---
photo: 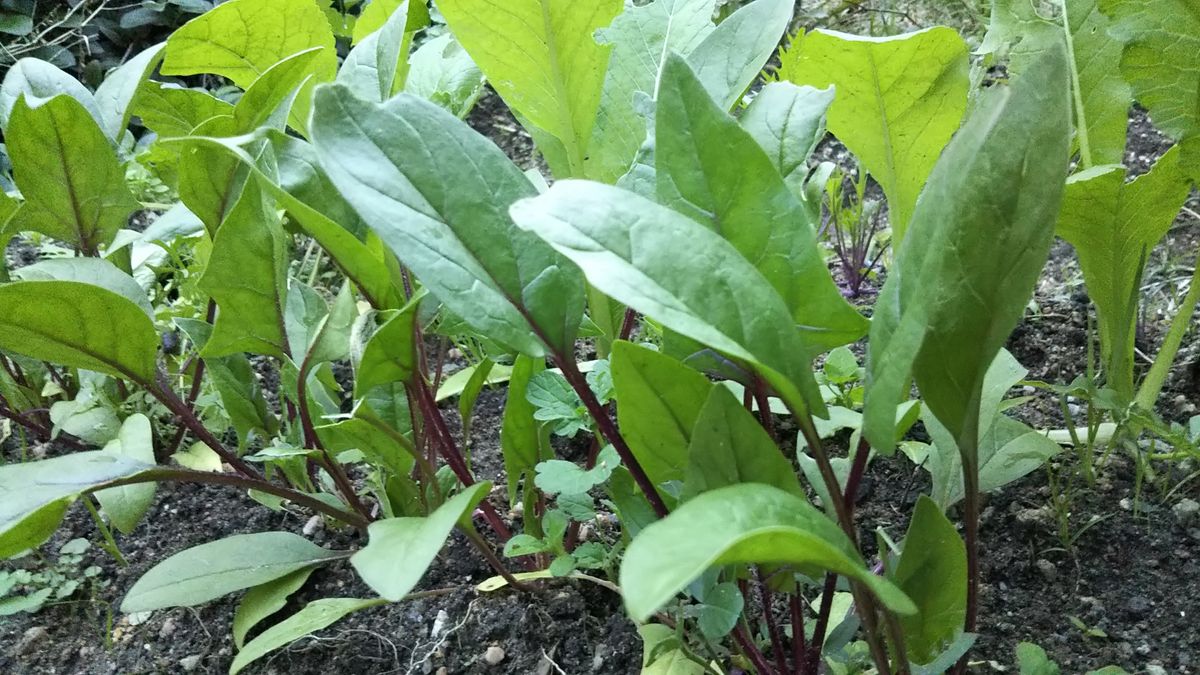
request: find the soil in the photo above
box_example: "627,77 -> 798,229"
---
4,90 -> 1200,675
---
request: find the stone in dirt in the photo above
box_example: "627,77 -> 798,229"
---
484,645 -> 506,666
1173,498 -> 1199,527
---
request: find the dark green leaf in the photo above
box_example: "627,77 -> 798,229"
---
230,597 -> 386,674
232,567 -> 314,649
893,495 -> 966,664
501,354 -> 549,504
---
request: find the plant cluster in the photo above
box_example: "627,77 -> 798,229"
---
0,0 -> 1197,673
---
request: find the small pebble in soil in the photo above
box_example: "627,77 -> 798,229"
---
1126,595 -> 1152,619
1173,498 -> 1200,527
159,617 -> 178,639
1036,559 -> 1057,582
1145,665 -> 1168,675
484,645 -> 506,666
179,655 -> 203,672
18,626 -> 49,655
431,609 -> 450,637
303,514 -> 323,536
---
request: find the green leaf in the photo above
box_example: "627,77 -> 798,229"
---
404,34 -> 487,117
176,318 -> 278,442
697,581 -> 744,640
1056,147 -> 1191,400
981,0 -> 1130,166
535,446 -> 621,495
352,0 -> 429,44
93,415 -> 157,534
925,413 -> 1062,509
13,258 -> 152,318
311,86 -> 585,357
740,81 -> 835,197
232,567 -> 314,649
862,47 -> 1071,454
354,307 -> 418,396
0,58 -> 102,131
501,355 -> 548,504
340,0 -> 428,101
122,532 -> 346,613
230,597 -> 386,675
93,43 -> 166,142
585,0 -> 717,182
350,482 -> 491,600
611,341 -> 713,487
655,55 -> 867,351
778,28 -> 970,242
682,387 -> 804,499
198,185 -> 290,359
684,0 -> 793,110
132,81 -> 234,138
1016,642 -> 1061,675
298,282 -> 357,370
640,624 -> 707,675
620,483 -> 915,622
437,0 -> 622,176
232,47 -> 326,134
0,281 -> 159,384
317,417 -> 415,478
893,495 -> 966,665
6,95 -> 139,253
1099,0 -> 1200,174
0,451 -> 153,559
510,180 -> 824,416
526,370 -> 589,437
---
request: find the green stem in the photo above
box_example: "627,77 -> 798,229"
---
1136,252 -> 1200,410
81,497 -> 127,567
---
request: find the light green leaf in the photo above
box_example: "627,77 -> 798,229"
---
310,86 -> 585,358
655,55 -> 866,351
6,95 -> 139,253
612,341 -> 713,486
131,81 -> 234,138
351,482 -> 491,600
199,185 -> 290,359
232,47 -> 325,134
352,0 -> 429,44
340,0 -> 428,101
404,34 -> 486,118
230,597 -> 386,675
862,47 -> 1071,454
510,179 -> 824,416
893,495 -> 966,665
93,43 -> 166,142
93,414 -> 157,534
299,282 -> 357,370
682,386 -> 804,499
0,281 -> 159,384
122,532 -> 346,613
640,624 -> 707,674
585,0 -> 717,182
232,567 -> 314,649
778,28 -> 970,242
526,370 -> 588,437
620,483 -> 915,622
697,581 -> 744,641
317,416 -> 415,478
685,0 -> 793,110
1056,147 -> 1191,400
50,387 -> 121,445
0,451 -> 154,559
354,307 -> 417,395
981,0 -> 1130,166
740,81 -> 835,196
501,355 -> 548,504
0,58 -> 102,131
1016,642 -> 1061,675
437,0 -> 622,176
14,257 -> 152,318
535,446 -> 621,495
172,441 -> 224,473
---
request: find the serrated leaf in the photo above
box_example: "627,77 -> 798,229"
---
526,370 -> 588,437
778,28 -> 970,242
94,414 -> 157,534
122,532 -> 346,613
0,281 -> 159,384
6,95 -> 138,253
350,483 -> 490,601
311,86 -> 585,358
437,0 -> 622,176
535,446 -> 621,495
620,483 -> 915,622
232,567 -> 314,649
230,597 -> 386,674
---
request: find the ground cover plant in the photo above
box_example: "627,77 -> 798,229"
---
0,0 -> 1198,673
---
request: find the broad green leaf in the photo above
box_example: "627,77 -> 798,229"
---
174,114 -> 248,234
501,354 -> 549,504
437,0 -> 622,176
981,0 -> 1130,166
176,318 -> 278,443
640,624 -> 707,675
6,95 -> 139,253
296,282 -> 357,370
697,581 -> 744,641
893,495 -> 966,665
172,441 -> 224,473
93,43 -> 166,142
352,0 -> 429,44
232,567 -> 314,649
685,0 -> 793,110
740,81 -> 835,196
351,482 -> 491,600
655,55 -> 867,351
50,385 -> 121,445
354,307 -> 417,394
198,185 -> 290,359
93,414 -> 157,534
0,281 -> 159,384
0,58 -> 102,131
231,597 -> 387,674
405,35 -> 487,118
122,532 -> 346,612
339,0 -> 427,101
1100,0 -> 1200,173
612,341 -> 713,486
311,86 -> 585,357
682,386 -> 804,499
1057,147 -> 1191,400
535,446 -> 620,495
318,416 -> 416,478
510,180 -> 824,416
14,257 -> 152,318
232,47 -> 325,134
778,28 -> 970,242
132,81 -> 234,138
0,451 -> 153,558
862,47 -> 1071,453
584,0 -> 717,182
925,413 -> 1062,509
1016,642 -> 1061,675
162,0 -> 336,131
620,483 -> 915,621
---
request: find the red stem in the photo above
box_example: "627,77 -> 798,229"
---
791,593 -> 808,675
753,570 -> 789,674
734,623 -> 776,675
